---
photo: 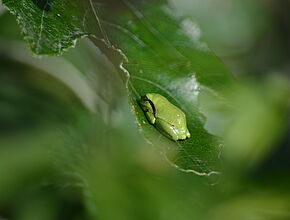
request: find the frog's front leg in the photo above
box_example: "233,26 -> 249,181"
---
145,111 -> 156,124
155,118 -> 179,141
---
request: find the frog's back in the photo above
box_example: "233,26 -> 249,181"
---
146,93 -> 186,125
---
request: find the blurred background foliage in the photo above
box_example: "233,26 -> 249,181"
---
0,0 -> 290,220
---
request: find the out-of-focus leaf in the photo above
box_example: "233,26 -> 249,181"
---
0,3 -> 5,16
170,0 -> 270,55
0,9 -> 22,40
223,76 -> 290,169
208,192 -> 290,220
0,130 -> 56,204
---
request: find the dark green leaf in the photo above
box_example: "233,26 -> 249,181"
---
2,0 -> 105,54
89,0 -> 233,174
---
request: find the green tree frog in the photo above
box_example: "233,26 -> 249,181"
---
138,93 -> 191,141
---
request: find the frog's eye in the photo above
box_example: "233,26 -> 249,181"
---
143,97 -> 156,115
143,106 -> 150,112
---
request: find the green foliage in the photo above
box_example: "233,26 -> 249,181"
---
2,0 -> 236,174
2,0 -> 96,54
0,0 -> 290,220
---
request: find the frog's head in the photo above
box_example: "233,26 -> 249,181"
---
138,95 -> 156,124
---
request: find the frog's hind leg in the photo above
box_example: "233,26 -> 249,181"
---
154,119 -> 179,141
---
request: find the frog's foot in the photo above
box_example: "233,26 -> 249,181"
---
186,129 -> 191,139
177,135 -> 188,141
177,130 -> 191,141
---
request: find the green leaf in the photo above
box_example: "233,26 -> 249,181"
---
2,0 -> 234,174
2,0 -> 105,55
90,0 -> 233,175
